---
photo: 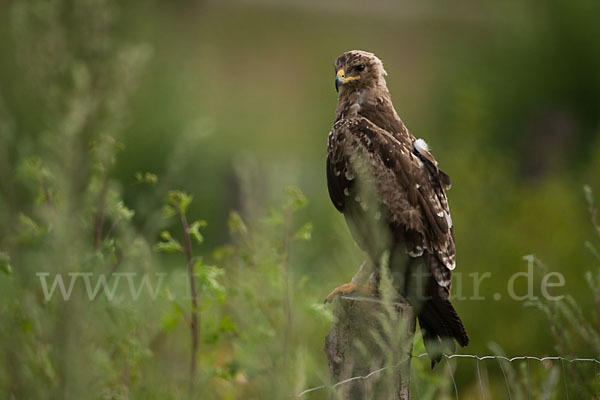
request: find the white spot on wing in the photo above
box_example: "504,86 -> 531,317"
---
414,138 -> 429,154
445,210 -> 453,228
408,248 -> 424,257
438,278 -> 451,287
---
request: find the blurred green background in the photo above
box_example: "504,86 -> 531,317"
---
1,0 -> 599,398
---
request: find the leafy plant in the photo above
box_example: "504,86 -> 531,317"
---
154,190 -> 225,386
519,185 -> 600,398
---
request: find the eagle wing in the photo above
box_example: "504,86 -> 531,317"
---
326,117 -> 456,291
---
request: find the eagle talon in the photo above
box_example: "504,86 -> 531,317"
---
324,282 -> 378,303
324,282 -> 357,303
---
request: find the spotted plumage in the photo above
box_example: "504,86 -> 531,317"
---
327,50 -> 468,365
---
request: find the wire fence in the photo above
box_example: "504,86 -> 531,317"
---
295,353 -> 600,398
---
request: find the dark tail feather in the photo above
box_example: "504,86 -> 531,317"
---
417,297 -> 469,368
396,255 -> 469,367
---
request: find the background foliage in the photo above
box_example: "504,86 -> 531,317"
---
1,0 -> 599,398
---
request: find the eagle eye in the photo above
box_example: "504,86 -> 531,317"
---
356,64 -> 366,72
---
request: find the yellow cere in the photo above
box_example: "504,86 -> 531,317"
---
336,69 -> 360,84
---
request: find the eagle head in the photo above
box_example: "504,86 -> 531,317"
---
334,50 -> 388,93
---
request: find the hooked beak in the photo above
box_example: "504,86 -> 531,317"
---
335,69 -> 360,92
335,70 -> 345,92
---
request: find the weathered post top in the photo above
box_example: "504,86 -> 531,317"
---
325,295 -> 416,399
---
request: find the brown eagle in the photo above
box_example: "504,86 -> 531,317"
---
325,50 -> 468,365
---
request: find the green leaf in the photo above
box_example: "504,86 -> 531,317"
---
213,245 -> 234,261
293,222 -> 313,241
18,213 -> 46,242
110,201 -> 135,221
161,204 -> 176,219
153,241 -> 182,253
219,315 -> 238,334
153,231 -> 183,253
18,156 -> 51,181
0,252 -> 12,276
167,190 -> 192,214
101,238 -> 117,257
204,331 -> 220,345
17,157 -> 53,201
179,192 -> 193,214
135,171 -> 158,185
264,207 -> 283,226
283,186 -> 308,212
188,220 -> 207,244
228,211 -> 248,235
194,260 -> 225,299
161,304 -> 182,332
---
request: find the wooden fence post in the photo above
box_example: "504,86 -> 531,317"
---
324,295 -> 415,399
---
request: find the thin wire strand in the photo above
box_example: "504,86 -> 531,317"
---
560,357 -> 569,400
476,357 -> 485,400
526,357 -> 530,400
446,356 -> 458,400
497,356 -> 512,400
294,354 -> 600,398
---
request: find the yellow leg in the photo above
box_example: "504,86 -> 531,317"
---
324,282 -> 377,303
